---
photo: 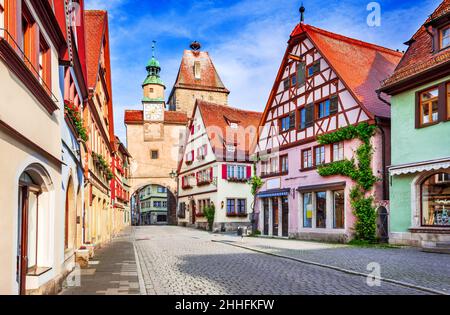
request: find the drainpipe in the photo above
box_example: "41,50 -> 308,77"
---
376,90 -> 390,201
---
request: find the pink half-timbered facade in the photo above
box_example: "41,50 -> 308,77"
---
254,23 -> 402,242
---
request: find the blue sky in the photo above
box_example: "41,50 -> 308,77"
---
85,0 -> 438,143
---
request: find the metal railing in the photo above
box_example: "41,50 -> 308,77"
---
0,28 -> 59,104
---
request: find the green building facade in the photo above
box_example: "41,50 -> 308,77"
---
139,184 -> 168,225
380,2 -> 450,247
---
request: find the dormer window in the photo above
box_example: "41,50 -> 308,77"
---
194,61 -> 201,80
440,25 -> 450,50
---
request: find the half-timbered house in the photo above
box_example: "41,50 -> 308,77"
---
254,21 -> 402,242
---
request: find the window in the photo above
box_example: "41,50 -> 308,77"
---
332,142 -> 344,162
441,25 -> 450,50
419,88 -> 439,126
237,166 -> 245,179
227,199 -> 236,215
333,190 -> 345,229
162,201 -> 167,208
153,201 -> 162,208
39,36 -> 51,93
227,164 -> 235,179
261,160 -> 269,176
185,150 -> 194,164
151,150 -> 159,160
280,116 -> 290,132
316,192 -> 327,228
280,155 -> 289,173
237,199 -> 247,215
317,99 -> 330,119
307,61 -> 320,77
299,103 -> 314,129
421,173 -> 450,227
178,203 -> 186,218
150,88 -> 154,93
314,146 -> 325,166
270,157 -> 279,174
157,186 -> 166,193
291,75 -> 297,87
302,149 -> 313,169
283,78 -> 290,90
194,61 -> 201,79
303,193 -> 313,228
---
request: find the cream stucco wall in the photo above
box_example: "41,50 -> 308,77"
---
170,88 -> 228,118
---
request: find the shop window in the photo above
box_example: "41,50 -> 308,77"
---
419,88 -> 439,126
316,192 -> 327,228
421,172 -> 450,226
440,25 -> 450,50
303,193 -> 312,228
332,142 -> 344,162
314,146 -> 326,166
333,190 -> 345,229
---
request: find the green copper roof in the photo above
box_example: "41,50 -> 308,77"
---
142,97 -> 165,103
147,57 -> 160,69
142,75 -> 165,87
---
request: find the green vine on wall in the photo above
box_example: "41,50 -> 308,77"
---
317,123 -> 379,242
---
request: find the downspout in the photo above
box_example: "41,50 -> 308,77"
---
376,90 -> 390,201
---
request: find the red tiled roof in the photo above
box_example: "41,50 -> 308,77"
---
197,101 -> 262,158
291,24 -> 403,118
381,0 -> 450,89
124,110 -> 188,125
171,50 -> 230,94
85,10 -> 107,89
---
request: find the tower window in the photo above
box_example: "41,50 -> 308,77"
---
194,61 -> 201,80
151,150 -> 159,160
150,88 -> 154,93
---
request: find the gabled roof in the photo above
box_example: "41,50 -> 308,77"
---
170,50 -> 230,96
290,24 -> 403,118
124,110 -> 188,125
85,10 -> 107,89
196,101 -> 262,159
381,0 -> 450,91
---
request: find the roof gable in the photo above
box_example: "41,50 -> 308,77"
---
171,50 -> 230,94
294,24 -> 402,118
85,10 -> 107,89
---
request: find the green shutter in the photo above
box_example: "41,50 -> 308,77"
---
297,62 -> 306,86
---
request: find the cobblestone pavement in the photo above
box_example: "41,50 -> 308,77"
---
60,227 -> 140,295
134,226 -> 431,295
215,234 -> 450,294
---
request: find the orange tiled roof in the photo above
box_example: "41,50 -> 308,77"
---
85,10 -> 107,89
171,50 -> 230,94
197,101 -> 262,158
291,24 -> 403,118
124,110 -> 188,124
381,0 -> 450,89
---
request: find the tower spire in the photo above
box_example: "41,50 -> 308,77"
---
152,40 -> 156,58
300,3 -> 305,24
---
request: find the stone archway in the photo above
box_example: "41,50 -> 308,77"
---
131,182 -> 177,226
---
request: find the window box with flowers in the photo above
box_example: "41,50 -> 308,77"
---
222,164 -> 251,182
64,100 -> 88,142
181,175 -> 194,189
196,168 -> 213,186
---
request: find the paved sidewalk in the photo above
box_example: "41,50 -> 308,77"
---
215,235 -> 450,294
60,227 -> 141,295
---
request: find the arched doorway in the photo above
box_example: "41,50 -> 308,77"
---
131,184 -> 176,226
17,164 -> 53,295
64,176 -> 76,252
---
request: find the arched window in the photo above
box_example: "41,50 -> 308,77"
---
421,172 -> 450,227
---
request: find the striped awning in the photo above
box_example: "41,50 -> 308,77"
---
257,188 -> 290,198
390,158 -> 450,176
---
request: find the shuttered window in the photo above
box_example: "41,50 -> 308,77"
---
297,62 -> 306,86
330,95 -> 339,115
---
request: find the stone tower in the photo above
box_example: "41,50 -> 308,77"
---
125,42 -> 188,225
167,41 -> 230,118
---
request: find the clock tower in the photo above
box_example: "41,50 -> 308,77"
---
142,41 -> 165,122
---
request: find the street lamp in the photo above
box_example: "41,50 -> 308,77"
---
169,169 -> 177,179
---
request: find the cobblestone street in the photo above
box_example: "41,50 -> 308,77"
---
60,226 -> 450,295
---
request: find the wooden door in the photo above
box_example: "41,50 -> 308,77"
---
272,198 -> 279,236
18,186 -> 29,295
191,200 -> 196,224
263,199 -> 269,235
282,197 -> 289,237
